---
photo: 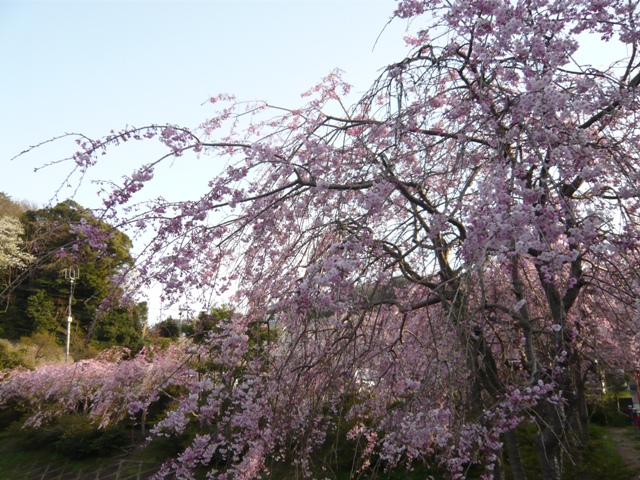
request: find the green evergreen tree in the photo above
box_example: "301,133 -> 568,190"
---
0,200 -> 144,352
26,289 -> 57,334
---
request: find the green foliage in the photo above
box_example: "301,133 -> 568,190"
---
8,420 -> 65,450
0,340 -> 29,370
142,432 -> 193,462
53,414 -> 128,459
0,200 -> 143,352
26,289 -> 58,334
9,413 -> 128,460
503,422 -> 636,480
589,397 -> 632,427
150,305 -> 236,343
0,417 -> 637,479
144,384 -> 184,425
69,332 -> 100,361
562,425 -> 636,480
151,317 -> 185,339
0,397 -> 28,431
91,301 -> 146,352
19,332 -> 64,365
0,334 -> 66,370
605,371 -> 631,397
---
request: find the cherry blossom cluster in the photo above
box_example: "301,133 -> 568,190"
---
11,0 -> 640,478
0,345 -> 191,430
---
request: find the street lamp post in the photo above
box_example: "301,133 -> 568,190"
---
63,267 -> 79,363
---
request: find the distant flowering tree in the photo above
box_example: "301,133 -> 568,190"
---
0,214 -> 35,317
10,0 -> 640,478
0,216 -> 33,270
0,345 -> 191,429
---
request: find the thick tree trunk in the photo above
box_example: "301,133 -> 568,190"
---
492,446 -> 505,480
536,403 -> 564,480
504,428 -> 527,480
564,378 -> 589,445
537,429 -> 562,480
468,327 -> 528,480
451,274 -> 529,479
573,367 -> 590,443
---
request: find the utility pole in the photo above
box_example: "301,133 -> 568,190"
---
63,267 -> 79,363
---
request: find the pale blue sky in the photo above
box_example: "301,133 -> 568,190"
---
1,0 -> 411,206
1,0 -> 413,319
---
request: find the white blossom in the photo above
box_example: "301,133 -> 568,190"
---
0,216 -> 34,269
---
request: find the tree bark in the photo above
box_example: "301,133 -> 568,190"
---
141,408 -> 147,435
492,446 -> 506,480
570,363 -> 590,444
536,403 -> 564,480
504,428 -> 527,480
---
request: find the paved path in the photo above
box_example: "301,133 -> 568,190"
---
607,427 -> 640,480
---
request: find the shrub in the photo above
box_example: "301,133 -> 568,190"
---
0,340 -> 30,370
53,414 -> 128,459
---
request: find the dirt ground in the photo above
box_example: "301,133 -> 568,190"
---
605,427 -> 640,479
